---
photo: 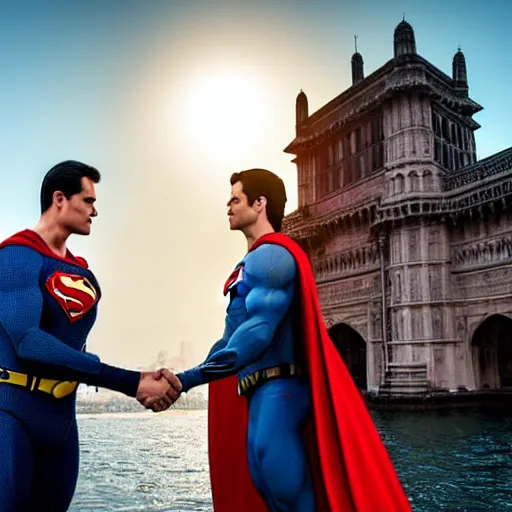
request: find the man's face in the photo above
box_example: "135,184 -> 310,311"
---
227,181 -> 258,231
58,177 -> 98,235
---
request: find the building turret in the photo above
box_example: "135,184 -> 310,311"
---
351,35 -> 364,84
295,90 -> 308,134
394,19 -> 417,57
452,47 -> 468,95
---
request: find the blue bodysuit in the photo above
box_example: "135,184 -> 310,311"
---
0,231 -> 141,511
178,243 -> 315,512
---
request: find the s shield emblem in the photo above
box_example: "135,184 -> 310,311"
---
223,265 -> 244,296
46,272 -> 98,323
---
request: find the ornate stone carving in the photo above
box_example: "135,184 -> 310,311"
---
454,267 -> 512,299
315,244 -> 380,281
318,274 -> 380,306
445,148 -> 512,191
451,235 -> 512,269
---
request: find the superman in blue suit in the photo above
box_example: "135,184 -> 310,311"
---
156,169 -> 412,512
0,161 -> 181,511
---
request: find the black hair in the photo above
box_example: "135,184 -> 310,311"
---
40,160 -> 100,213
230,168 -> 287,232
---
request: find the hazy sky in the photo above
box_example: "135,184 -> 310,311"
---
1,0 -> 510,369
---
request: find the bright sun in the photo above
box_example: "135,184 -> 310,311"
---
181,69 -> 268,158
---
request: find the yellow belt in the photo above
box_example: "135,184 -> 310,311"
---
238,364 -> 304,396
0,368 -> 78,399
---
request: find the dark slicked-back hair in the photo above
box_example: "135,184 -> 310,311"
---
230,168 -> 287,232
40,160 -> 101,213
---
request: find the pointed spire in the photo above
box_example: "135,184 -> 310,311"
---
452,46 -> 468,95
351,34 -> 364,84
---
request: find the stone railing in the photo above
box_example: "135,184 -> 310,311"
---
283,173 -> 384,236
314,245 -> 380,282
444,147 -> 512,191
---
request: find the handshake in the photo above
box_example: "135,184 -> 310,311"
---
135,368 -> 183,412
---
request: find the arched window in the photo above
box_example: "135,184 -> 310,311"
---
387,177 -> 395,195
395,173 -> 405,194
409,170 -> 419,192
423,170 -> 434,191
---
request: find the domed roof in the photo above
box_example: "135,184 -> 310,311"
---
394,19 -> 414,36
453,47 -> 466,64
296,89 -> 307,101
393,19 -> 417,57
351,52 -> 363,63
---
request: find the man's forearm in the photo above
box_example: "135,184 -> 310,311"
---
81,364 -> 141,397
176,338 -> 228,392
177,317 -> 276,392
17,332 -> 141,397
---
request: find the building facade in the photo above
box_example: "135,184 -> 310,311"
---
283,20 -> 512,396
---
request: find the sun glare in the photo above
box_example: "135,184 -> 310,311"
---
181,69 -> 269,158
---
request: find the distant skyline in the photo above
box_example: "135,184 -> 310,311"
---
1,0 -> 510,368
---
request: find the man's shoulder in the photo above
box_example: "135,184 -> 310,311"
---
0,243 -> 44,264
246,242 -> 295,262
244,243 -> 296,289
0,245 -> 44,289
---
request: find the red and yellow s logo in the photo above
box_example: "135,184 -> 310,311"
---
46,272 -> 98,323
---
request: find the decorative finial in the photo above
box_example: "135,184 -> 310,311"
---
403,13 -> 406,21
458,44 -> 461,52
354,34 -> 358,53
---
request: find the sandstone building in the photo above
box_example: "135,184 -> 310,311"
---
283,20 -> 512,396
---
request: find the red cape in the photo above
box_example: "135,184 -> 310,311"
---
208,232 -> 412,511
0,229 -> 88,268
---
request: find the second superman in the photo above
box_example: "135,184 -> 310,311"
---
159,168 -> 413,512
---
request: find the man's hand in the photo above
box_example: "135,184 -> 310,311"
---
156,368 -> 183,393
136,371 -> 181,412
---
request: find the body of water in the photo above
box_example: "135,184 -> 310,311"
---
70,408 -> 512,512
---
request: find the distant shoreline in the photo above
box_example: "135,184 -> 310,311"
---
76,409 -> 206,419
75,389 -> 207,414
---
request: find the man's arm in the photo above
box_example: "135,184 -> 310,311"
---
176,244 -> 296,393
0,246 -> 171,400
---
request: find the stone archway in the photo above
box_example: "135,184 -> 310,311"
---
471,314 -> 512,389
328,323 -> 367,390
